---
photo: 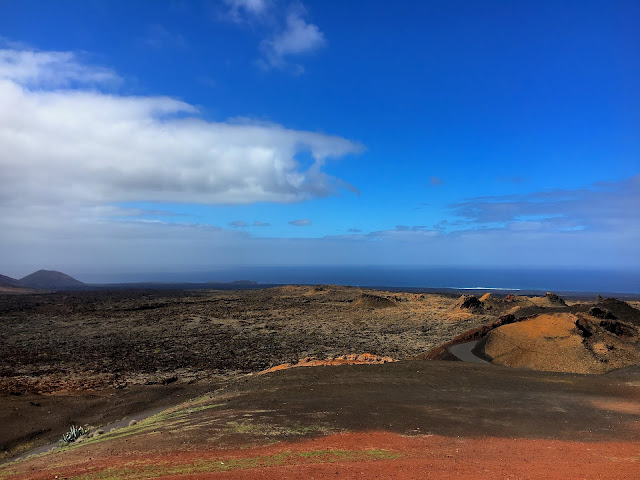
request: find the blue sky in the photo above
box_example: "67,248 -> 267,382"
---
0,0 -> 638,277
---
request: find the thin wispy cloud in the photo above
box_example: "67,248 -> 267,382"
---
261,12 -> 326,71
395,225 -> 431,232
0,49 -> 120,87
229,220 -> 248,227
253,220 -> 270,226
221,1 -> 326,72
450,175 -> 640,233
430,176 -> 443,185
323,176 -> 640,266
289,219 -> 312,226
223,0 -> 270,21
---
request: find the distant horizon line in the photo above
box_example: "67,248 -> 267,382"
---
4,264 -> 640,273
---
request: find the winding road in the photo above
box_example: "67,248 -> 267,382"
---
448,341 -> 489,364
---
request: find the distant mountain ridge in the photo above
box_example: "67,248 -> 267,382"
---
19,270 -> 85,289
0,271 -> 260,292
0,273 -> 20,287
0,270 -> 85,290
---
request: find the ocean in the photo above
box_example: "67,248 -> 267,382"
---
84,266 -> 640,295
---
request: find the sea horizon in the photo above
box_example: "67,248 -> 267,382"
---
69,265 -> 640,295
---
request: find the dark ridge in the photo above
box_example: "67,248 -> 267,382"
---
599,319 -> 636,337
18,270 -> 85,290
545,292 -> 567,305
595,297 -> 640,326
0,274 -> 20,287
588,306 -> 616,320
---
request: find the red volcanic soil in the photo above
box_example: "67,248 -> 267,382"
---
4,359 -> 640,479
259,353 -> 395,374
6,432 -> 639,479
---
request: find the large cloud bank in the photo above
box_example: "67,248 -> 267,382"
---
0,48 -> 362,209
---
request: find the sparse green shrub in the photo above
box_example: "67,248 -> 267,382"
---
59,425 -> 88,445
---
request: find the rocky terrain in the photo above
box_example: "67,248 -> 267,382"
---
1,285 -> 639,478
0,286 -> 493,396
0,285 -> 494,460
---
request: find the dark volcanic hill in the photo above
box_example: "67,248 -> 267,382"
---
19,270 -> 85,289
594,297 -> 640,326
0,274 -> 20,286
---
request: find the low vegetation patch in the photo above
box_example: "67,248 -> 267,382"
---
60,425 -> 88,445
227,419 -> 330,437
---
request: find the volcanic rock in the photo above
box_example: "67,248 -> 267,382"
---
595,298 -> 640,326
545,292 -> 567,305
588,307 -> 616,320
452,295 -> 484,313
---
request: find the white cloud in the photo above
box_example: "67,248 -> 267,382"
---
0,48 -> 362,211
0,49 -> 120,87
262,13 -> 326,68
224,0 -> 269,19
220,1 -> 326,72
